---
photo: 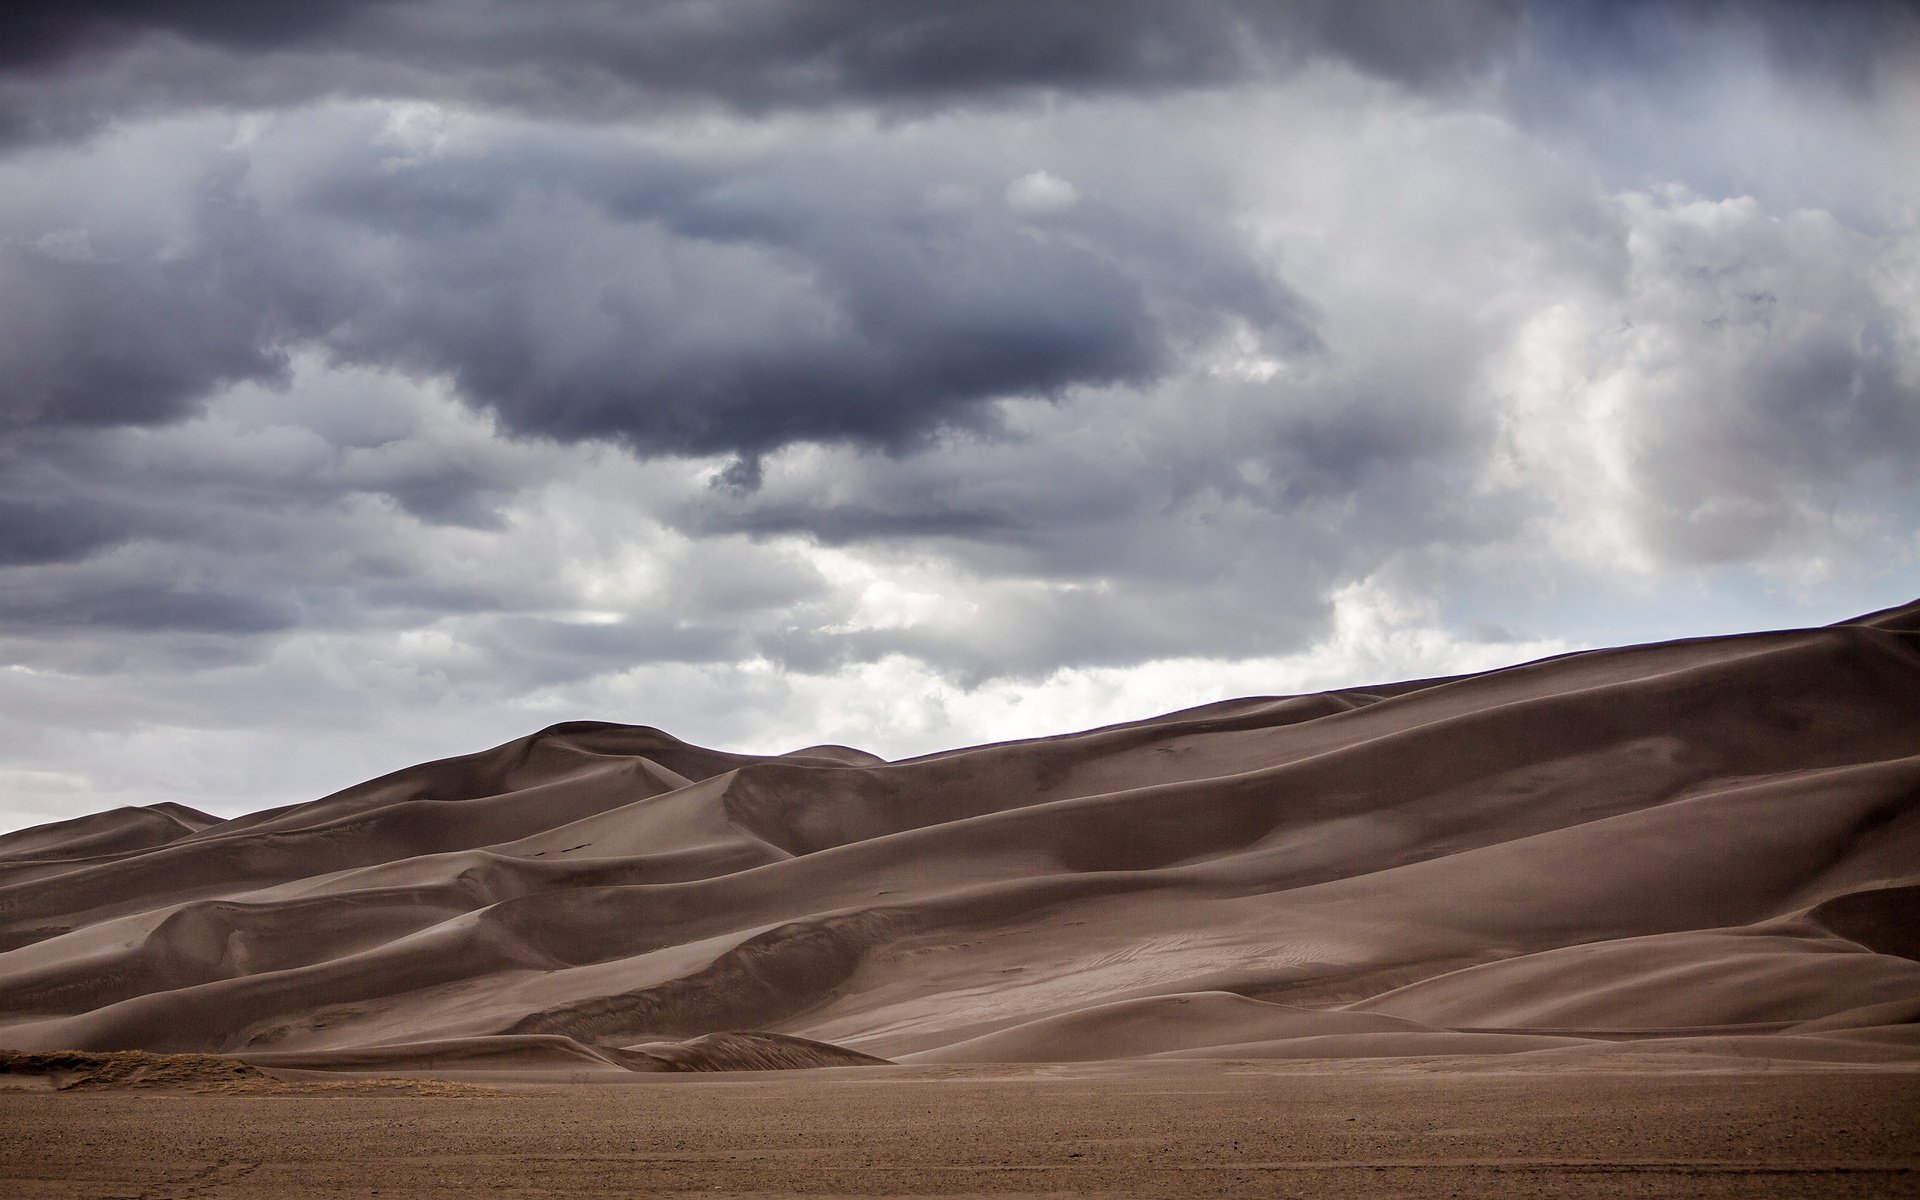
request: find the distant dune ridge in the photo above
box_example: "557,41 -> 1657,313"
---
1,601 -> 1918,1076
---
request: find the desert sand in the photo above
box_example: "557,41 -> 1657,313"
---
3,1063 -> 1917,1198
2,602 -> 1918,1194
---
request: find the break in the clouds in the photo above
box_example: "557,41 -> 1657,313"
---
1,1 -> 1917,830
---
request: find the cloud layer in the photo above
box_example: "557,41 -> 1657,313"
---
0,1 -> 1531,142
0,1 -> 1916,829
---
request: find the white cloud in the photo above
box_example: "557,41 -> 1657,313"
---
1004,169 -> 1080,216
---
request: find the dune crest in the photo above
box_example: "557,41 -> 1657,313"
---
2,602 -> 1918,1073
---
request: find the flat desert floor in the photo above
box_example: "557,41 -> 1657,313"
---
5,1063 -> 1919,1199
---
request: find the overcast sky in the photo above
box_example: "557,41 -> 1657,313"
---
2,0 -> 1917,832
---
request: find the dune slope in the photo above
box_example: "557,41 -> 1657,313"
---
1,602 -> 1917,1070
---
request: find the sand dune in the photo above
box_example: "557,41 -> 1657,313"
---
1,602 -> 1916,1073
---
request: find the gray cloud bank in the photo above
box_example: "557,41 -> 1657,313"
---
4,111 -> 1290,457
0,1 -> 1916,829
0,1 -> 1528,141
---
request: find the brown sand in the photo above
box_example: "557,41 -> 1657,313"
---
1,601 -> 1916,1075
3,1064 -> 1917,1197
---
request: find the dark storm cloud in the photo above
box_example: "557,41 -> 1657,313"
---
377,471 -> 515,530
0,0 -> 1494,467
0,2 -> 401,69
0,194 -> 311,430
0,1 -> 1527,145
0,497 -> 128,565
0,579 -> 297,635
3,112 -> 1307,460
395,174 -> 1174,456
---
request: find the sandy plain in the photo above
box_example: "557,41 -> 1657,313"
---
5,1063 -> 1919,1198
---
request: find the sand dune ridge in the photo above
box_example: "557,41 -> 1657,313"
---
2,603 -> 1917,1072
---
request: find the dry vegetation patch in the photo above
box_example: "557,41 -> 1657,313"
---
0,1049 -> 492,1094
